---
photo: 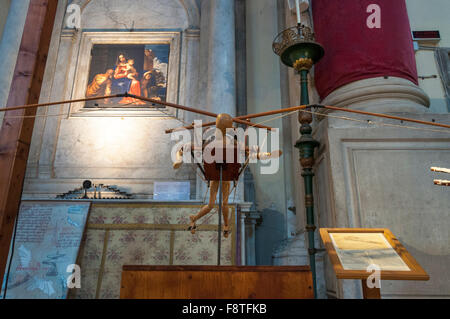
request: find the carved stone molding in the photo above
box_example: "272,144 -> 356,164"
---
321,76 -> 430,113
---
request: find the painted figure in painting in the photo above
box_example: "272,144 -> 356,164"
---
113,53 -> 132,94
144,49 -> 155,72
141,69 -> 166,100
119,59 -> 146,105
86,69 -> 113,103
141,72 -> 153,99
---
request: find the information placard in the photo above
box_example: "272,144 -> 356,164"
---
153,181 -> 190,200
319,228 -> 429,281
329,232 -> 410,271
1,201 -> 90,299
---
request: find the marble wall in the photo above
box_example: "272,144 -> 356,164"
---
246,0 -> 296,265
24,0 -> 203,199
314,113 -> 450,298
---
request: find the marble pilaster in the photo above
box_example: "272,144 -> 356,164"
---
244,210 -> 262,266
36,27 -> 79,179
198,0 -> 236,115
195,0 -> 241,202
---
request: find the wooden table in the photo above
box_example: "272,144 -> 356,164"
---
120,265 -> 314,299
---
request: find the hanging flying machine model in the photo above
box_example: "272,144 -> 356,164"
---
2,92 -> 449,242
170,112 -> 282,238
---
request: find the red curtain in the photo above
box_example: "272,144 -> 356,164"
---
312,0 -> 418,100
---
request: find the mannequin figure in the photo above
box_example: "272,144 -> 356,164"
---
173,113 -> 282,238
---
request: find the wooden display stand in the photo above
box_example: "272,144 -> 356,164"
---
120,266 -> 314,299
320,228 -> 429,299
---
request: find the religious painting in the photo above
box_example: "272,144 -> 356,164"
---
84,44 -> 169,108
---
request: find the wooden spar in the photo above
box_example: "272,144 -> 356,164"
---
166,103 -> 450,134
4,90 -> 449,134
125,94 -> 274,131
431,167 -> 450,186
431,167 -> 450,174
165,117 -> 273,132
0,94 -> 128,113
165,104 -> 310,134
127,94 -> 220,118
0,92 -> 273,130
434,180 -> 450,186
0,0 -> 58,283
322,105 -> 450,130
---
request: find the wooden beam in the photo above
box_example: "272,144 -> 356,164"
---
0,0 -> 58,283
127,94 -> 274,131
322,105 -> 450,130
431,167 -> 450,174
434,180 -> 450,186
0,94 -> 127,113
165,104 -> 309,134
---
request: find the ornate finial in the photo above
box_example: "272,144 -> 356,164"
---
272,25 -> 316,56
293,57 -> 314,71
272,24 -> 324,69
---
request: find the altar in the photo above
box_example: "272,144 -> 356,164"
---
70,202 -> 237,299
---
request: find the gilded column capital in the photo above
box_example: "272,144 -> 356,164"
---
293,57 -> 314,72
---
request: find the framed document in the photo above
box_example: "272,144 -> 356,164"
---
319,228 -> 429,281
1,201 -> 91,299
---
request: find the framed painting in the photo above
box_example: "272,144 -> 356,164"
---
85,44 -> 170,108
69,32 -> 181,115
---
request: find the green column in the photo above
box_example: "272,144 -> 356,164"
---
295,66 -> 320,298
272,23 -> 325,299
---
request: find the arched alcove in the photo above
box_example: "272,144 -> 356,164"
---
77,0 -> 199,30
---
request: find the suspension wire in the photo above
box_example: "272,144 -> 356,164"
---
163,107 -> 212,186
1,101 -> 160,119
249,109 -> 300,127
200,181 -> 237,228
193,166 -> 207,183
202,182 -> 210,204
197,187 -> 218,226
159,105 -> 201,182
159,106 -> 192,126
3,93 -> 448,133
4,108 -> 107,119
236,124 -> 271,182
236,109 -> 295,180
301,108 -> 450,135
238,106 -> 450,135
